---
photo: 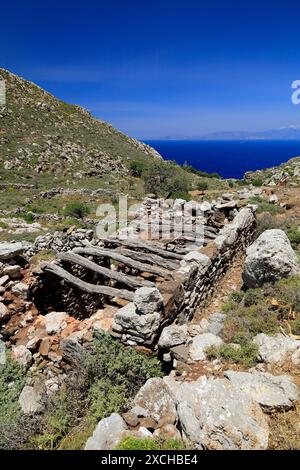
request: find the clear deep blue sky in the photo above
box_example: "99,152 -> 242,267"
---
1,0 -> 300,138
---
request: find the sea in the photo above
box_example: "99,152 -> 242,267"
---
144,140 -> 300,179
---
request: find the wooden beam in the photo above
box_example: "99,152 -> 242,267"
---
102,238 -> 184,260
115,247 -> 179,271
72,246 -> 171,278
41,262 -> 134,301
57,252 -> 154,288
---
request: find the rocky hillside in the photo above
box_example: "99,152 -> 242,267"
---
0,69 -> 162,181
244,157 -> 300,187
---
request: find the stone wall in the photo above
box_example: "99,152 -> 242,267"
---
112,207 -> 256,346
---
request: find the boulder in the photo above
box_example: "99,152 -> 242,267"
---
224,370 -> 298,412
0,242 -> 24,260
189,333 -> 223,361
44,311 -> 69,335
132,378 -> 177,423
243,229 -> 300,288
158,324 -> 188,350
0,302 -> 9,323
164,376 -> 269,450
85,413 -> 127,450
133,287 -> 163,315
11,282 -> 29,299
113,302 -> 160,341
19,386 -> 43,414
3,264 -> 21,279
253,333 -> 300,364
12,345 -> 32,369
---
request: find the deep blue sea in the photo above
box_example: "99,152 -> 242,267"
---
145,140 -> 300,179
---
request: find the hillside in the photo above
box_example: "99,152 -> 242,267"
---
0,68 -> 162,182
244,156 -> 300,186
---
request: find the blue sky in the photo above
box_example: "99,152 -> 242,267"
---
1,0 -> 300,138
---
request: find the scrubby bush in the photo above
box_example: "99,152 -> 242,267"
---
141,160 -> 191,199
63,201 -> 90,219
252,178 -> 264,187
206,342 -> 258,368
129,159 -> 147,177
196,181 -> 208,191
116,437 -> 186,450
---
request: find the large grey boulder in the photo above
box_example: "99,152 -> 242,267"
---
113,302 -> 160,341
134,287 -> 163,315
243,229 -> 300,287
0,242 -> 24,260
189,333 -> 223,361
158,324 -> 188,350
132,377 -> 177,423
19,386 -> 43,414
164,376 -> 269,450
84,413 -> 127,450
253,333 -> 300,364
224,370 -> 298,412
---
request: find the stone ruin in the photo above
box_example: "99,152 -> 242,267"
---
28,195 -> 257,347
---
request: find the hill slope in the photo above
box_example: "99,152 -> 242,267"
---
244,157 -> 300,186
0,69 -> 162,181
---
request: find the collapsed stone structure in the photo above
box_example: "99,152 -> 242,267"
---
29,196 -> 256,347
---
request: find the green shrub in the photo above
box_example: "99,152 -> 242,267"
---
141,160 -> 191,199
196,181 -> 208,191
116,437 -> 186,451
0,354 -> 25,426
63,201 -> 90,219
129,160 -> 147,177
206,342 -> 258,368
252,178 -> 264,187
244,288 -> 266,307
287,227 -> 300,249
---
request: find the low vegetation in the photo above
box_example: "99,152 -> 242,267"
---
0,332 -> 162,450
116,437 -> 186,450
210,276 -> 300,368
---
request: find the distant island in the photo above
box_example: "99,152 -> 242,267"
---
161,126 -> 300,141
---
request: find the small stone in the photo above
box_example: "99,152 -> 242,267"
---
134,287 -> 164,315
19,386 -> 43,414
11,282 -> 29,299
0,275 -> 9,287
44,312 -> 69,335
122,411 -> 140,427
0,302 -> 9,323
3,265 -> 21,279
189,333 -> 223,361
12,345 -> 32,369
39,337 -> 51,356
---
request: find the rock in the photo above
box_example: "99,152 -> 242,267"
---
243,229 -> 300,287
224,370 -> 298,412
44,311 -> 69,335
11,282 -> 29,299
170,344 -> 189,363
269,194 -> 278,204
133,287 -> 163,315
122,411 -> 140,428
253,333 -> 300,364
0,302 -> 9,323
12,345 -> 32,369
181,252 -> 211,274
113,302 -> 160,342
18,386 -> 43,414
291,348 -> 300,365
0,275 -> 9,287
3,264 -> 21,279
0,242 -> 24,260
132,378 -> 177,423
158,324 -> 188,350
0,339 -> 5,365
165,376 -> 269,450
84,413 -> 127,450
189,333 -> 223,361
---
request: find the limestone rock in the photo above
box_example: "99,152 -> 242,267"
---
12,345 -> 32,369
133,287 -> 163,315
84,413 -> 127,450
11,282 -> 29,299
19,386 -> 43,414
113,302 -> 160,341
0,242 -> 24,260
132,378 -> 177,424
253,333 -> 300,364
158,324 -> 188,350
189,333 -> 223,361
164,376 -> 269,450
44,311 -> 69,335
0,302 -> 9,323
243,229 -> 300,288
224,370 -> 298,412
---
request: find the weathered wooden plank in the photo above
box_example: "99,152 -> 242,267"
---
72,246 -> 171,278
41,262 -> 134,301
115,247 -> 179,271
102,238 -> 184,260
57,252 -> 154,288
